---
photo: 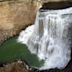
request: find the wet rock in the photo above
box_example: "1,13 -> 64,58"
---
0,60 -> 29,72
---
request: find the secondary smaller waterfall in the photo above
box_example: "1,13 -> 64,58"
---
18,7 -> 72,70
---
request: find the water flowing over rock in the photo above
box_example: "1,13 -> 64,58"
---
18,7 -> 72,70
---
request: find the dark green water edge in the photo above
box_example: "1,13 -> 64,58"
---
0,37 -> 44,68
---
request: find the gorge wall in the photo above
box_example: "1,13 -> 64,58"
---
0,0 -> 41,43
0,0 -> 72,43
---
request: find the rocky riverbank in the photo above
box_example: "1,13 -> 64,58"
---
0,60 -> 30,72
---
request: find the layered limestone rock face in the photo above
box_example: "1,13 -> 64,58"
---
0,0 -> 42,43
0,0 -> 72,43
0,0 -> 42,31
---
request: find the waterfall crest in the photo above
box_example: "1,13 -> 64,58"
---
18,7 -> 72,70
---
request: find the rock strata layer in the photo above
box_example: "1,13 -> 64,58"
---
0,0 -> 41,43
0,0 -> 72,43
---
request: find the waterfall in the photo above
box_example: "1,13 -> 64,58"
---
17,7 -> 72,70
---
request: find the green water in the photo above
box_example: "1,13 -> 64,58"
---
0,37 -> 44,68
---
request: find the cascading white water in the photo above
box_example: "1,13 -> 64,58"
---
17,7 -> 72,70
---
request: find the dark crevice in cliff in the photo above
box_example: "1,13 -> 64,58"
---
40,1 -> 72,10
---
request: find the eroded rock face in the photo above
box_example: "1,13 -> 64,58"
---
0,0 -> 72,43
0,60 -> 29,72
0,0 -> 42,30
0,0 -> 42,43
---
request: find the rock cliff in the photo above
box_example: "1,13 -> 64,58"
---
0,0 -> 41,43
0,0 -> 72,43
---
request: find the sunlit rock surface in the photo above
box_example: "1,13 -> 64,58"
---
0,0 -> 72,44
0,0 -> 41,43
18,7 -> 72,70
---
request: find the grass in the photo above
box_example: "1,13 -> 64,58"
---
0,37 -> 44,68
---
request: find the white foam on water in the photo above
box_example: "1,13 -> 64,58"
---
17,25 -> 34,44
17,7 -> 72,70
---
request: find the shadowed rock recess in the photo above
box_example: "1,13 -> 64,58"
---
0,0 -> 72,72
